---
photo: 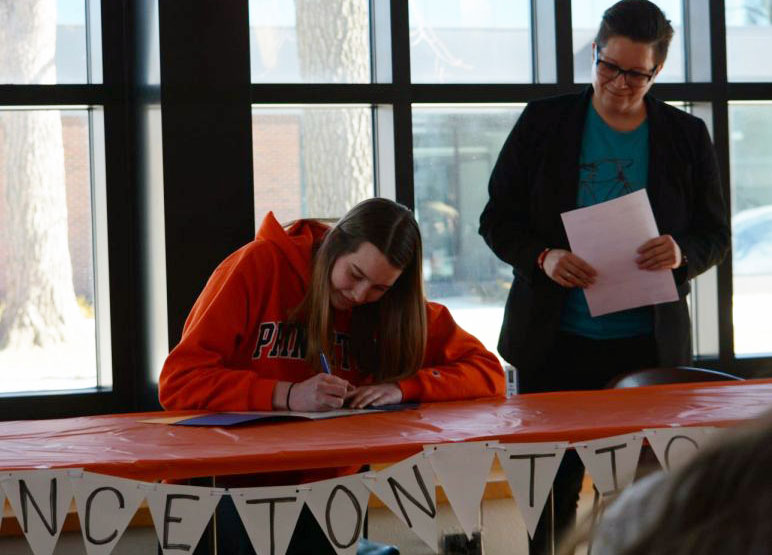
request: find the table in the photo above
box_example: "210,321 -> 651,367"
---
2,378 -> 770,481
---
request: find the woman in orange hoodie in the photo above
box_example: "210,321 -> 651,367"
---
160,197 -> 504,413
159,197 -> 504,554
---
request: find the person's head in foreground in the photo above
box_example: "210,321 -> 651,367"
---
564,409 -> 772,554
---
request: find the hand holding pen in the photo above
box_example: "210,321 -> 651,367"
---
280,351 -> 353,411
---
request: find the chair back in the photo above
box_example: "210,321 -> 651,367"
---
606,366 -> 744,389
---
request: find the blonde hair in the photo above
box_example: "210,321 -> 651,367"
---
296,198 -> 426,381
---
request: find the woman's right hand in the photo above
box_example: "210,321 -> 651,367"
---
542,248 -> 597,288
285,374 -> 352,412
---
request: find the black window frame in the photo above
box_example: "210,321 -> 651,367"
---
2,0 -> 769,422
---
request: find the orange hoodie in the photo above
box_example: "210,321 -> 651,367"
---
159,212 -> 504,412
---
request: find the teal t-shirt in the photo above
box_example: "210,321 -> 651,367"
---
560,104 -> 654,339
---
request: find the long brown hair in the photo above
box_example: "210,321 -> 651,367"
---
296,197 -> 426,381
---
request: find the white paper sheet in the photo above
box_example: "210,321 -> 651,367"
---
561,190 -> 678,316
496,442 -> 568,539
643,426 -> 717,471
146,483 -> 222,555
71,471 -> 147,555
574,433 -> 643,497
1,469 -> 74,555
364,452 -> 439,553
424,441 -> 496,540
230,485 -> 308,555
306,474 -> 371,555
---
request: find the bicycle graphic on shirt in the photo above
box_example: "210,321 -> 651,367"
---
578,158 -> 637,204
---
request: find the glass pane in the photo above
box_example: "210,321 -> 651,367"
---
572,0 -> 684,83
413,105 -> 523,355
0,109 -> 100,392
252,106 -> 374,224
409,0 -> 532,83
248,0 -> 371,83
726,0 -> 772,81
729,102 -> 772,356
0,0 -> 94,84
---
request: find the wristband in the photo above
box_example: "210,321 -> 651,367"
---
286,382 -> 295,411
537,248 -> 551,271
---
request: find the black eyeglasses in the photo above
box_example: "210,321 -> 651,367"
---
594,50 -> 657,88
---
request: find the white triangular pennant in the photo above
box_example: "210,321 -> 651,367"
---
306,474 -> 371,555
2,469 -> 74,555
70,471 -> 147,555
146,482 -> 222,555
364,452 -> 439,553
574,433 -> 643,497
230,485 -> 308,555
424,441 -> 496,539
643,426 -> 716,471
496,442 -> 569,538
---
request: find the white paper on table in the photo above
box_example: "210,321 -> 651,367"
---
424,441 -> 496,540
561,189 -> 678,316
71,471 -> 147,555
1,469 -> 74,555
230,485 -> 308,555
364,452 -> 439,553
643,426 -> 717,471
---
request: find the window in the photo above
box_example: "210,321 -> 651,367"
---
726,0 -> 772,81
238,1 -> 771,376
729,102 -> 772,356
409,1 -> 532,83
248,0 -> 371,83
252,106 -> 375,224
0,0 -> 111,395
8,0 -> 767,416
412,105 -> 522,353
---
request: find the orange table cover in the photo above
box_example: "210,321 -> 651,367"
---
1,379 -> 770,482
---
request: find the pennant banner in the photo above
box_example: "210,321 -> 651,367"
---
496,442 -> 569,539
230,485 -> 308,555
2,469 -> 75,555
643,426 -> 716,471
574,433 -> 643,497
146,482 -> 223,555
364,452 -> 439,553
71,471 -> 147,555
0,425 -> 735,552
306,474 -> 371,555
425,441 -> 496,540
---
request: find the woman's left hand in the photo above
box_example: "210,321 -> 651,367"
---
346,383 -> 403,408
636,235 -> 682,270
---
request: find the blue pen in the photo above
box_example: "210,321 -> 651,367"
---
320,351 -> 332,374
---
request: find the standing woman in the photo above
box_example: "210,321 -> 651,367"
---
161,197 -> 504,554
479,1 -> 728,553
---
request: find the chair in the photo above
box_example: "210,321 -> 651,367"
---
605,365 -> 744,389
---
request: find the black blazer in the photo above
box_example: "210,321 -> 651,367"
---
479,87 -> 729,372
